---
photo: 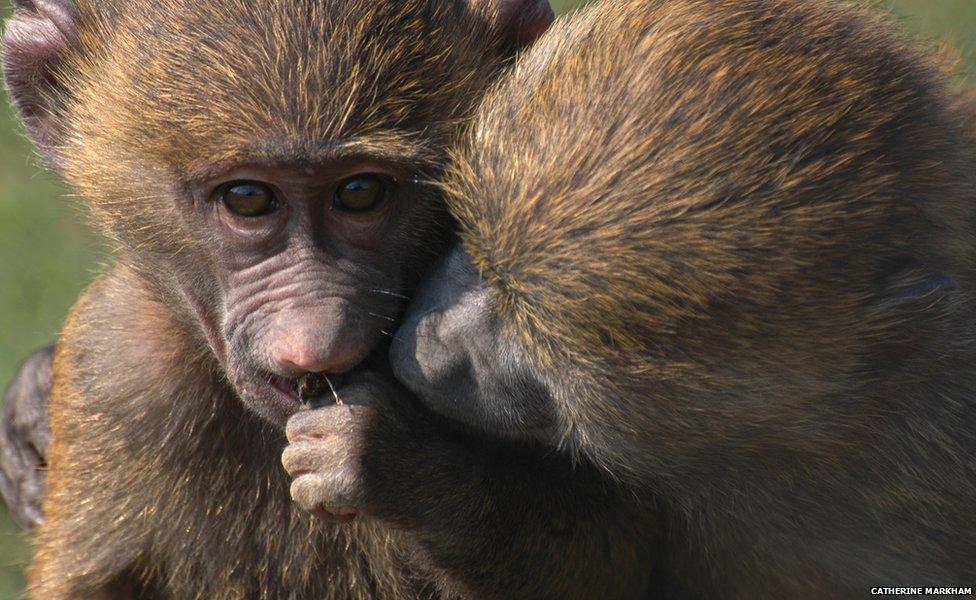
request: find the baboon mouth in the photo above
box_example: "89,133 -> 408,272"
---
265,372 -> 301,401
253,370 -> 352,412
294,373 -> 344,407
231,370 -> 307,426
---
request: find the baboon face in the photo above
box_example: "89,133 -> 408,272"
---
180,157 -> 438,426
392,246 -> 558,442
3,0 -> 554,426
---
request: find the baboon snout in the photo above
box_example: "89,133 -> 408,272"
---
267,312 -> 367,377
390,246 -> 495,403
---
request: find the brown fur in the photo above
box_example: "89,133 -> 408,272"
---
445,0 -> 976,595
1,0 -> 543,597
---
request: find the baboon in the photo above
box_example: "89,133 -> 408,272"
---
283,0 -> 976,597
2,0 -> 553,597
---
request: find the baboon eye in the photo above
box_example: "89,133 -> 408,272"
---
221,182 -> 278,217
334,175 -> 387,213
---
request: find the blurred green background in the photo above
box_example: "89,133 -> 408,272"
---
0,0 -> 972,596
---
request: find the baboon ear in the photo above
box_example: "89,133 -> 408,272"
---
470,0 -> 554,46
3,0 -> 80,169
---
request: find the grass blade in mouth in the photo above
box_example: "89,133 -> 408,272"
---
294,374 -> 343,407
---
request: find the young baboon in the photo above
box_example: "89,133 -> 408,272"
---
2,0 -> 553,597
283,0 -> 976,597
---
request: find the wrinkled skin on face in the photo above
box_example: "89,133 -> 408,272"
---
184,159 -> 439,426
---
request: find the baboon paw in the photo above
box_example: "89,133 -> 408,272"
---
283,405 -> 374,522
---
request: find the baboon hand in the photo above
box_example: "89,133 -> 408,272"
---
0,346 -> 54,531
283,402 -> 375,523
282,374 -> 464,527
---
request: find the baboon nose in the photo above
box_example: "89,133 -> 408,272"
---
269,327 -> 366,377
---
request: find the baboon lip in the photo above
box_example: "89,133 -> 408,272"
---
233,370 -> 304,426
266,373 -> 300,400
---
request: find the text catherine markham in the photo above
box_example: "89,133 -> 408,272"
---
871,588 -> 973,596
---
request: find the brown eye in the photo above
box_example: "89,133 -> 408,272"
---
334,175 -> 387,213
221,182 -> 278,217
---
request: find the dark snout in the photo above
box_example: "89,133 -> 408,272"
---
390,245 -> 559,441
390,246 -> 487,412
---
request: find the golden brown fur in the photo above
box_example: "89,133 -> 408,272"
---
444,0 -> 976,594
59,0 -> 509,280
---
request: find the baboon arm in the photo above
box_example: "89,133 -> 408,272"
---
403,447 -> 658,599
27,281 -> 148,599
285,382 -> 659,599
0,345 -> 53,531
